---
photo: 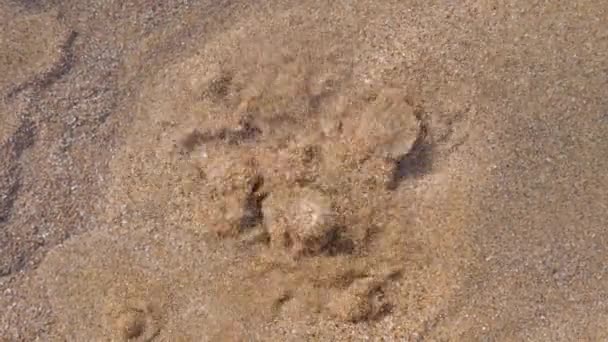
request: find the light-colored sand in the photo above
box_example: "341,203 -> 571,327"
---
1,0 -> 607,341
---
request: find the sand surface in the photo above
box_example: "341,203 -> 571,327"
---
1,0 -> 607,340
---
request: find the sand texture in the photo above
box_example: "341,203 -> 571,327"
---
1,0 -> 608,341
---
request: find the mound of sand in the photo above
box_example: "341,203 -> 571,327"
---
34,8 -> 481,340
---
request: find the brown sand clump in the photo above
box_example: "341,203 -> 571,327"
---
115,309 -> 145,340
326,277 -> 389,323
109,301 -> 161,341
264,187 -> 336,257
187,142 -> 261,237
345,87 -> 422,161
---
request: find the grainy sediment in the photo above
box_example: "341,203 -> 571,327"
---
1,0 -> 607,340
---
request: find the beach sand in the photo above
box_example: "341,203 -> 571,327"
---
1,0 -> 607,340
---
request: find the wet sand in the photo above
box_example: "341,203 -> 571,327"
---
1,0 -> 607,340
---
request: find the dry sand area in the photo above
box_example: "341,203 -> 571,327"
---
1,0 -> 608,341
